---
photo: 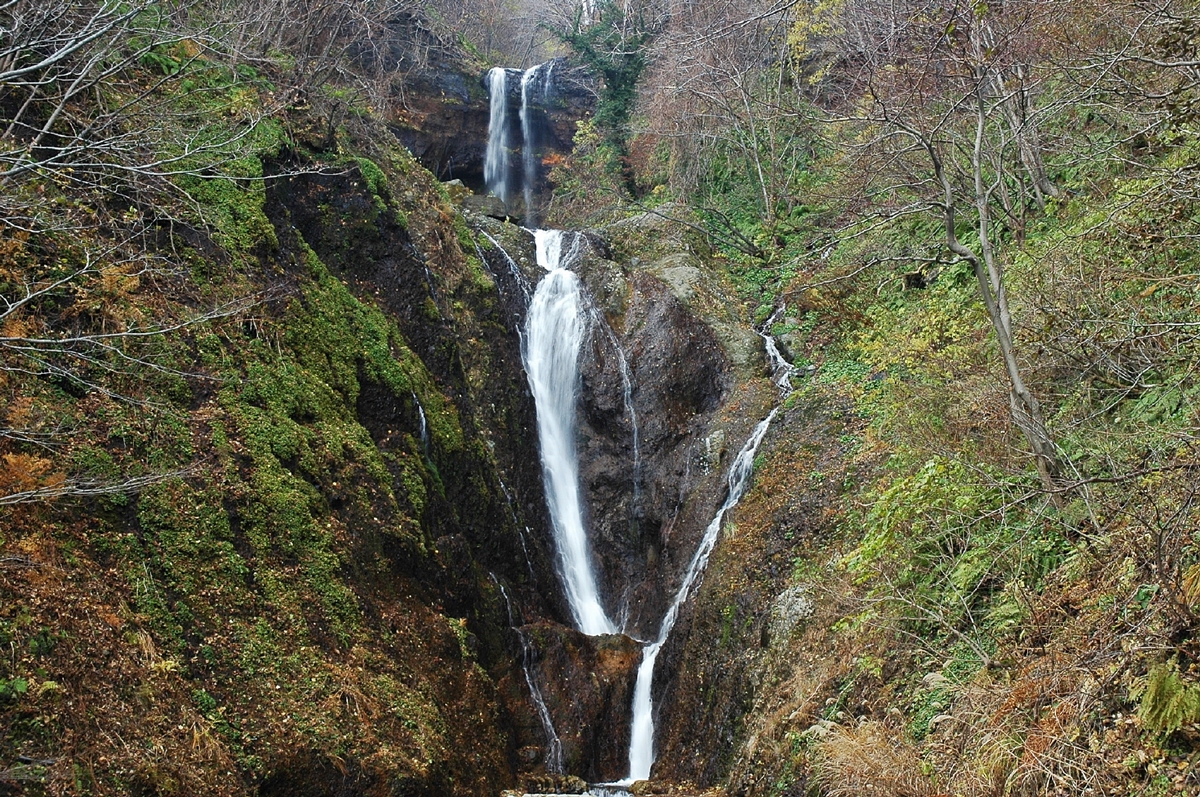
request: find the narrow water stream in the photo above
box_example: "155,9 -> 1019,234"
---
495,577 -> 566,775
623,409 -> 779,783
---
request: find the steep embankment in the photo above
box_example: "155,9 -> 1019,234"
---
0,106 -> 562,793
0,72 -> 789,796
613,182 -> 1200,796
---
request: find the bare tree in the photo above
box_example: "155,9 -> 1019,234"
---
0,0 -> 289,505
790,0 -> 1086,490
637,0 -> 811,257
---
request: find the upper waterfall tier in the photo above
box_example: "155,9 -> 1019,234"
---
484,62 -> 557,225
484,67 -> 513,207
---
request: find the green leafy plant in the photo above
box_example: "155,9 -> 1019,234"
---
0,677 -> 29,701
1133,658 -> 1200,736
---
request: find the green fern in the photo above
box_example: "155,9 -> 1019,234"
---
1135,659 -> 1200,735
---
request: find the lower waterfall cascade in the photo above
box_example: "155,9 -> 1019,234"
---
623,409 -> 780,783
492,228 -> 792,787
494,576 -> 566,775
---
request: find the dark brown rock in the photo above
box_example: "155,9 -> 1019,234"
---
522,621 -> 641,782
573,249 -> 744,639
389,55 -> 595,199
462,193 -> 511,219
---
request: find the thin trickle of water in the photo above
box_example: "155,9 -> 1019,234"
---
412,393 -> 430,453
497,476 -> 520,522
485,67 -> 511,205
496,477 -> 539,583
614,344 -> 641,511
594,319 -> 642,517
480,230 -> 533,303
759,306 -> 795,393
524,229 -> 616,636
624,409 -> 779,783
517,527 -> 538,583
493,576 -> 565,774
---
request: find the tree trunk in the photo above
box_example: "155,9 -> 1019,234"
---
928,64 -> 1062,496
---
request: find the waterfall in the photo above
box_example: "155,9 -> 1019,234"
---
523,229 -> 617,637
759,307 -> 796,393
543,60 -> 555,102
485,67 -> 512,205
412,392 -> 430,453
624,409 -> 779,782
520,64 -> 541,226
762,334 -> 794,392
486,62 -> 555,220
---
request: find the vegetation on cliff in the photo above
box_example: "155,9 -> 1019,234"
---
0,2 -> 561,794
542,0 -> 1200,793
6,0 -> 1200,795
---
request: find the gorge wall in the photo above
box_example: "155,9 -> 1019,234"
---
0,98 -> 793,794
467,210 -> 784,782
388,45 -> 594,201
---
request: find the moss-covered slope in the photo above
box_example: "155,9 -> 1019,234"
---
0,109 -> 562,795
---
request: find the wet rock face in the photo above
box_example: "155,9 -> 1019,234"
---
475,221 -> 748,635
650,403 -> 845,790
575,259 -> 736,639
623,271 -> 729,435
391,57 -> 596,195
471,220 -> 774,784
391,77 -> 492,189
497,622 -> 641,782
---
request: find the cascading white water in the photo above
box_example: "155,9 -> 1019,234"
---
543,61 -> 555,102
485,67 -> 512,205
487,62 -> 555,220
524,229 -> 617,637
520,65 -> 541,226
412,393 -> 430,453
476,81 -> 790,783
763,334 -> 794,391
759,307 -> 796,392
625,409 -> 779,782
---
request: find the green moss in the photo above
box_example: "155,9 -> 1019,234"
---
452,215 -> 495,293
177,156 -> 279,256
354,156 -> 388,196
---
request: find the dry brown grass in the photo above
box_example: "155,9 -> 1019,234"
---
814,721 -> 940,797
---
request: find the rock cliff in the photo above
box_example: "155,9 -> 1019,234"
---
389,47 -> 596,200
